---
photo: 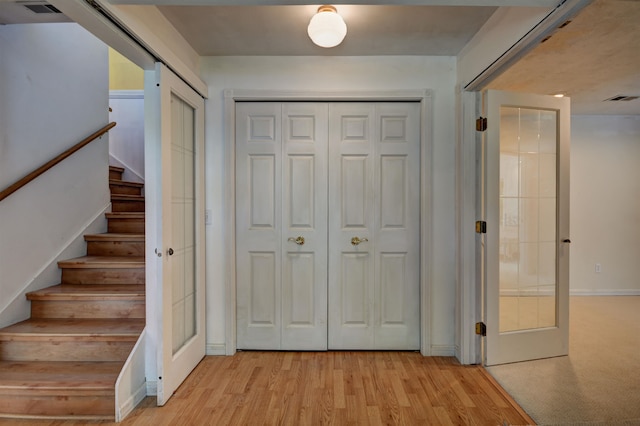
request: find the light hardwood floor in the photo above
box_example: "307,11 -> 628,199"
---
2,351 -> 534,425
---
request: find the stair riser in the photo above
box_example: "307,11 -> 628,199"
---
107,220 -> 145,234
0,341 -> 135,362
109,184 -> 142,196
111,200 -> 145,212
31,300 -> 145,319
86,241 -> 145,257
108,170 -> 123,181
0,393 -> 114,418
61,268 -> 145,285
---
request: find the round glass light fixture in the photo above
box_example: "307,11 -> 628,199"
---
307,5 -> 347,48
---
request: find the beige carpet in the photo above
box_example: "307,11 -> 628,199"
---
487,296 -> 640,425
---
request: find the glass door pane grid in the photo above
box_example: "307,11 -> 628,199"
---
172,95 -> 198,355
499,107 -> 557,333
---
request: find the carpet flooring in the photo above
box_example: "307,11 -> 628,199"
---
487,296 -> 640,425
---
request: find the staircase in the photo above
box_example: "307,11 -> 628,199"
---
0,166 -> 145,420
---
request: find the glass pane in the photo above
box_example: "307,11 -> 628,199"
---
499,107 -> 557,333
171,94 -> 197,354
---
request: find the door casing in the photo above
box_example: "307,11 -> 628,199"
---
223,90 -> 434,355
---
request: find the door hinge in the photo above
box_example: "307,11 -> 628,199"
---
476,116 -> 487,132
475,322 -> 486,336
475,221 -> 487,234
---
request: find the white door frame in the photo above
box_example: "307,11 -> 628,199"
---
223,90 -> 433,356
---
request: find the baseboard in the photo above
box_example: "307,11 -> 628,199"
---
430,345 -> 456,357
570,289 -> 640,296
117,381 -> 147,422
206,343 -> 227,356
146,380 -> 157,396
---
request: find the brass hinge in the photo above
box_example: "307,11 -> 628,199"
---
475,322 -> 486,336
476,116 -> 487,132
475,221 -> 487,234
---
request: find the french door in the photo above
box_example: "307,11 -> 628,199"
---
483,90 -> 570,365
235,102 -> 420,351
147,64 -> 205,404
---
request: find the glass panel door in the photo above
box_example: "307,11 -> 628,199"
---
499,107 -> 557,333
484,90 -> 570,366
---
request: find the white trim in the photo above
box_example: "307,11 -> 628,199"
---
115,329 -> 147,422
146,380 -> 157,396
116,381 -> 147,422
109,90 -> 144,100
224,89 -> 433,356
206,343 -> 227,356
455,89 -> 482,365
570,289 -> 640,296
430,345 -> 456,357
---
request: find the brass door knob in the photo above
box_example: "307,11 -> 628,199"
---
351,236 -> 369,246
288,236 -> 305,245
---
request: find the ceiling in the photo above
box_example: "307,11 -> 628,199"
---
1,0 -> 638,115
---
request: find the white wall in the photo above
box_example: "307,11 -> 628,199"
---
201,56 -> 458,354
0,23 -> 110,326
109,91 -> 145,183
570,115 -> 640,295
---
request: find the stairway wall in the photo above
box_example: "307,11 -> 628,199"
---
0,23 -> 109,326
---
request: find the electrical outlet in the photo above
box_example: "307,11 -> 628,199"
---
595,263 -> 602,273
205,209 -> 212,225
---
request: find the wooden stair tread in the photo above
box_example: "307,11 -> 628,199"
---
105,212 -> 144,218
27,284 -> 145,300
109,179 -> 143,188
111,194 -> 144,201
0,318 -> 144,339
0,361 -> 121,390
108,166 -> 124,173
84,233 -> 144,242
58,256 -> 144,268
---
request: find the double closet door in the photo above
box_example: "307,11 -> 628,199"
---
236,102 -> 420,351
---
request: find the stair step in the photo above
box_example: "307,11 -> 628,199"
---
0,318 -> 144,362
108,166 -> 124,181
27,284 -> 145,319
106,212 -> 145,234
58,256 -> 145,285
0,361 -> 120,419
109,179 -> 144,196
111,194 -> 145,212
85,233 -> 145,257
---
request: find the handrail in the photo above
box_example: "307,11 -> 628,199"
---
0,122 -> 116,203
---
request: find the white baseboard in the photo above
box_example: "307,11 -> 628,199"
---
430,345 -> 456,357
206,343 -> 227,356
570,289 -> 640,296
117,382 -> 147,422
146,380 -> 157,396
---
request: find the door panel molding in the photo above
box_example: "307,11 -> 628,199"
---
225,90 -> 433,355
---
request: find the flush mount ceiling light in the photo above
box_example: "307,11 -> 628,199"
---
307,5 -> 347,48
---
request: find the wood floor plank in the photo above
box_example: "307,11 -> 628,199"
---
0,352 -> 535,425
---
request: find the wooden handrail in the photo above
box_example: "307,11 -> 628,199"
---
0,122 -> 117,202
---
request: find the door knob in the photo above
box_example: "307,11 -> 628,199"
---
288,236 -> 305,245
168,248 -> 174,256
351,236 -> 369,246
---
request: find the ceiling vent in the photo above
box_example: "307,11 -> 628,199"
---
604,95 -> 639,102
22,3 -> 61,14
